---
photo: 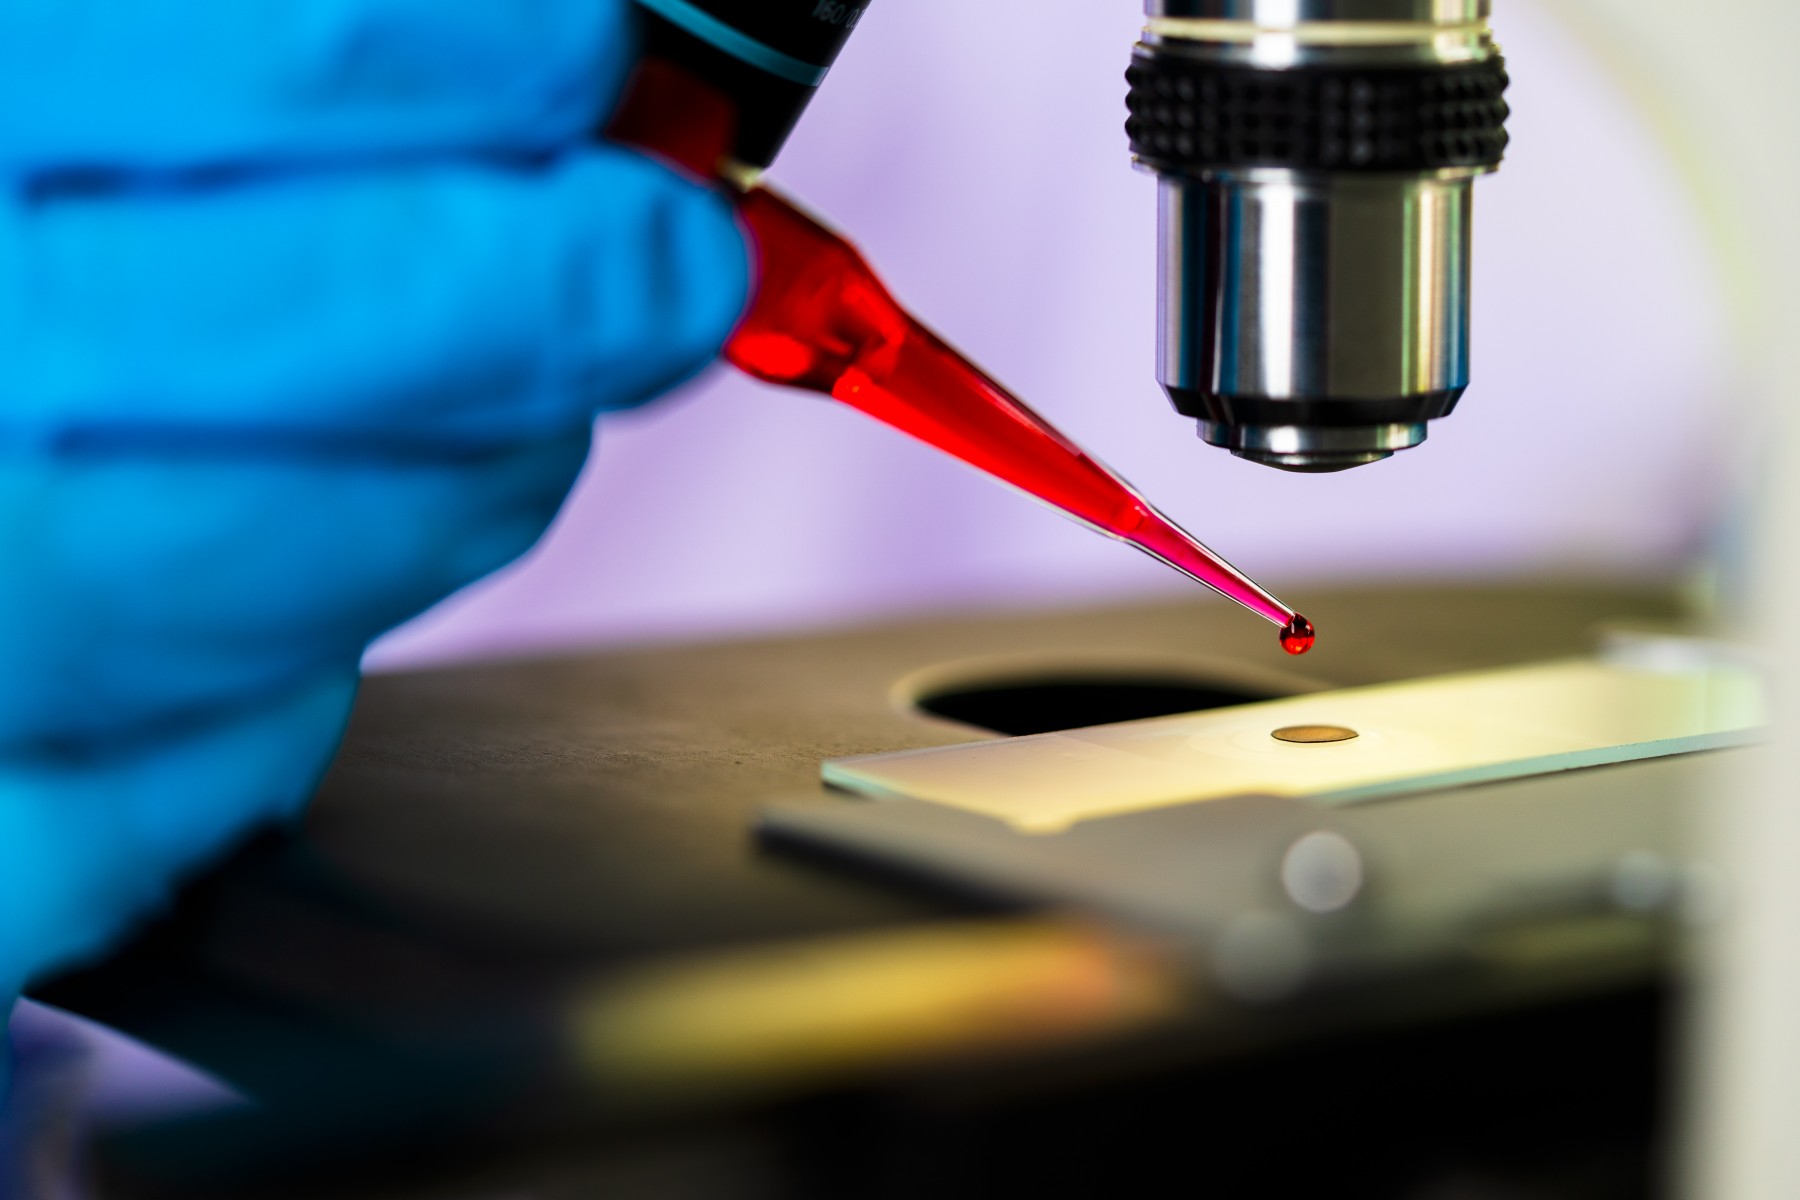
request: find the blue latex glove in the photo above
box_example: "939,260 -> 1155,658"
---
0,0 -> 747,1042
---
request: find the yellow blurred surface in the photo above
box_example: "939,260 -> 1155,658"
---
574,918 -> 1178,1102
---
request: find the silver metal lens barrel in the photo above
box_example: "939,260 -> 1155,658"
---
1159,170 -> 1475,471
1149,0 -> 1488,20
1128,0 -> 1506,471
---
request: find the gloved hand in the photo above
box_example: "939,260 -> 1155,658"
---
0,0 -> 747,1031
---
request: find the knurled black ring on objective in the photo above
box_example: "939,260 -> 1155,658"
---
1125,53 -> 1509,174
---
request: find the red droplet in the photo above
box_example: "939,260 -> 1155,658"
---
1280,614 -> 1315,655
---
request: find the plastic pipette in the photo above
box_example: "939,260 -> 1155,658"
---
609,63 -> 1313,654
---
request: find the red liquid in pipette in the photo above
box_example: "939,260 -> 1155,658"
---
726,188 -> 1306,645
605,60 -> 1310,652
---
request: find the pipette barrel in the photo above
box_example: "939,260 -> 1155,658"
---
605,58 -> 1308,647
725,187 -> 1299,631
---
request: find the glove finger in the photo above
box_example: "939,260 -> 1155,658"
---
0,431 -> 590,751
1,149 -> 747,444
0,0 -> 635,175
0,669 -> 357,995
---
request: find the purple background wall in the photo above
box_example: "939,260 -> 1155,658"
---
368,0 -> 1732,670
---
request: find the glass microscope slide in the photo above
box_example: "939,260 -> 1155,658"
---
823,659 -> 1764,832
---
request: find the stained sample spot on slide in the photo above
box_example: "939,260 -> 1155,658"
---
1271,724 -> 1358,744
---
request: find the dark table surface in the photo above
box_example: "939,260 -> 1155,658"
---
38,580 -> 1701,1199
